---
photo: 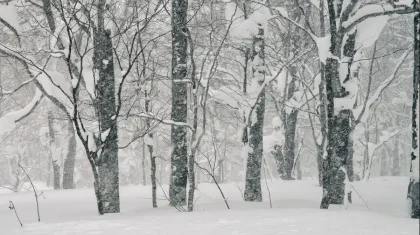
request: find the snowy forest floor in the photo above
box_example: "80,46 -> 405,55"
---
0,177 -> 418,234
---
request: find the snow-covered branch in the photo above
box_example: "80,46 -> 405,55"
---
353,46 -> 412,123
0,89 -> 43,137
343,3 -> 416,31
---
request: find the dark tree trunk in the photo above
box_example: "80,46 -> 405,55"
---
169,0 -> 189,206
408,3 -> 419,219
93,13 -> 120,213
316,0 -> 327,187
63,119 -> 76,189
283,108 -> 298,180
244,24 -> 265,202
321,1 -> 358,207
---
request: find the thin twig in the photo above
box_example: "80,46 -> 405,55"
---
18,164 -> 40,222
263,165 -> 272,208
8,201 -> 23,227
195,161 -> 230,209
155,179 -> 186,212
349,184 -> 369,209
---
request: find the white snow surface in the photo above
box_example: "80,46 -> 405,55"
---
0,3 -> 21,34
0,177 -> 418,234
355,15 -> 388,49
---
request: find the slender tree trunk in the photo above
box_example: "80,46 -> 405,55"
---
408,4 -> 419,218
52,160 -> 60,189
142,137 -> 147,186
316,0 -> 327,187
145,89 -> 157,208
283,107 -> 298,180
47,111 -> 60,189
169,0 -> 189,206
380,146 -> 389,176
63,119 -> 76,189
272,145 -> 285,178
392,108 -> 403,176
244,24 -> 265,202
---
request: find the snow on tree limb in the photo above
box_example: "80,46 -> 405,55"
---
0,89 -> 43,137
353,46 -> 412,123
0,2 -> 21,42
342,3 -> 416,31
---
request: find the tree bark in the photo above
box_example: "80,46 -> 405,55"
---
408,3 -> 419,219
52,160 -> 60,190
392,107 -> 403,176
321,1 -> 357,207
142,137 -> 147,186
282,87 -> 298,180
169,0 -> 189,206
145,89 -> 157,208
244,24 -> 265,202
47,111 -> 60,189
93,19 -> 120,213
62,119 -> 76,189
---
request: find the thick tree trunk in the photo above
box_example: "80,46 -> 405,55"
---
283,109 -> 298,180
321,3 -> 357,207
244,24 -> 265,202
94,27 -> 119,213
408,5 -> 419,219
169,0 -> 189,206
62,119 -> 76,189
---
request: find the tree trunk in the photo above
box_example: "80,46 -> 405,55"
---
380,146 -> 389,176
408,5 -> 419,219
145,89 -> 157,208
392,107 -> 403,176
52,160 -> 60,190
283,109 -> 298,180
169,0 -> 189,206
94,24 -> 119,213
272,145 -> 285,178
142,137 -> 147,186
244,24 -> 265,202
321,3 -> 357,207
63,118 -> 76,189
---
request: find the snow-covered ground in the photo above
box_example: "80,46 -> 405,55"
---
0,177 -> 418,234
